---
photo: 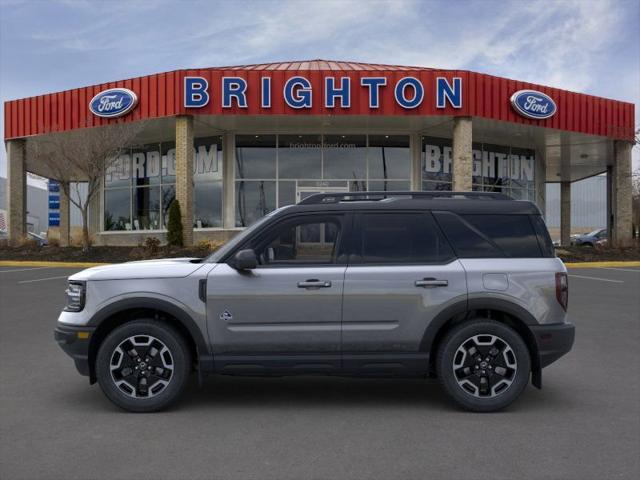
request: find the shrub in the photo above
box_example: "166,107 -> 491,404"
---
166,200 -> 183,247
196,239 -> 225,252
144,236 -> 161,255
48,237 -> 61,248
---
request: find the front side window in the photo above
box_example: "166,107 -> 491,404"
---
355,212 -> 454,264
253,216 -> 343,266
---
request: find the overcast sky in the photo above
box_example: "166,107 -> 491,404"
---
1,0 -> 638,181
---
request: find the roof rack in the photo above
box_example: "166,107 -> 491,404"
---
298,191 -> 512,205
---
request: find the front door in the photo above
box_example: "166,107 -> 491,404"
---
341,211 -> 467,374
207,212 -> 350,374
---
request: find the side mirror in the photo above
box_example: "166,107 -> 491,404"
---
233,249 -> 258,270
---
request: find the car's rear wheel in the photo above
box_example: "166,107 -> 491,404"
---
437,319 -> 530,412
96,320 -> 191,412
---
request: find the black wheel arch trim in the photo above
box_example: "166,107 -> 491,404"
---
421,297 -> 542,388
87,297 -> 214,381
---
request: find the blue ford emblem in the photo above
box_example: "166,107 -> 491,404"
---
510,90 -> 556,120
89,88 -> 138,118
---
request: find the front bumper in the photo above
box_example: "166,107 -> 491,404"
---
54,324 -> 95,377
530,322 -> 575,368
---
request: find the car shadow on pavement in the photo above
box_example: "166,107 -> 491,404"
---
55,375 -> 576,414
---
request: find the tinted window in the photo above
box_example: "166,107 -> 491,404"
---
462,215 -> 542,257
433,212 -> 503,258
530,214 -> 555,257
255,217 -> 342,265
435,212 -> 543,258
357,213 -> 454,264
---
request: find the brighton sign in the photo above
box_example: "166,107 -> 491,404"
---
89,88 -> 138,118
510,89 -> 557,120
183,75 -> 464,110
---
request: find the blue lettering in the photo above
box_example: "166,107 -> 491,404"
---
184,77 -> 209,108
325,77 -> 351,108
360,77 -> 387,108
283,76 -> 312,109
261,77 -> 271,108
394,77 -> 424,109
436,77 -> 462,108
222,77 -> 248,108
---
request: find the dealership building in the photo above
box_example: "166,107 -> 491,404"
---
3,60 -> 636,246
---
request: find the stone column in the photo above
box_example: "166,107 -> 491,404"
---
410,133 -> 422,191
6,139 -> 27,245
175,115 -> 194,246
59,182 -> 70,247
560,181 -> 571,246
535,149 -> 547,216
452,117 -> 473,191
222,133 -> 236,229
611,141 -> 633,247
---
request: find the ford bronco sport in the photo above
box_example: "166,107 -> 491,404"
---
55,191 -> 574,412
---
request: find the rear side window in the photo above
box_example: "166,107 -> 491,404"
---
530,215 -> 555,257
434,212 -> 543,258
355,212 -> 455,264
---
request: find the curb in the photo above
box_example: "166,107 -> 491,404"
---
0,261 -> 110,268
563,261 -> 640,268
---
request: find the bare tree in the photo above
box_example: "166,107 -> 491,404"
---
27,122 -> 143,250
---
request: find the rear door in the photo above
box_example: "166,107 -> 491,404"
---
207,212 -> 350,373
341,211 -> 467,373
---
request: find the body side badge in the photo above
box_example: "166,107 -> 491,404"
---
219,310 -> 233,322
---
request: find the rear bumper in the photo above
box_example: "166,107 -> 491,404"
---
530,322 -> 575,368
54,324 -> 95,377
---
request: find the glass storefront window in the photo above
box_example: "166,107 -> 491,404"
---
103,136 -> 223,232
133,186 -> 161,230
236,135 -> 276,179
422,136 -> 537,198
236,180 -> 276,227
195,181 -> 223,228
368,135 -> 410,179
104,188 -> 131,231
322,135 -> 366,180
278,134 -> 322,179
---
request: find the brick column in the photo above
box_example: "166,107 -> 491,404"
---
410,133 -> 422,191
175,115 -> 194,246
560,181 -> 571,246
59,182 -> 70,247
611,141 -> 633,247
452,117 -> 472,191
222,133 -> 236,229
6,139 -> 27,245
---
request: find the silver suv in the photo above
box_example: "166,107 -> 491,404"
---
55,191 -> 574,413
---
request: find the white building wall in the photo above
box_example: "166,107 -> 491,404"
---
546,175 -> 606,229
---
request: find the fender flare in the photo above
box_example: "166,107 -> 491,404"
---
87,297 -> 214,375
420,297 -> 542,386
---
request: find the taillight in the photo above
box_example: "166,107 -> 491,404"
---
555,272 -> 568,311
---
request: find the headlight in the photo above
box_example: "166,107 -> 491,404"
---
64,282 -> 85,312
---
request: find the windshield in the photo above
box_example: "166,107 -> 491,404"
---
204,206 -> 293,263
587,229 -> 603,237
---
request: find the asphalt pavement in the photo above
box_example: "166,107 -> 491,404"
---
1,265 -> 639,480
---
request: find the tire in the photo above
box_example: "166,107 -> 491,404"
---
436,319 -> 531,412
96,319 -> 191,412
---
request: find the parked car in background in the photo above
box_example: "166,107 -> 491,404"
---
571,229 -> 607,247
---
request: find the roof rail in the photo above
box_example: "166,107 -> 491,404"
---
298,191 -> 512,205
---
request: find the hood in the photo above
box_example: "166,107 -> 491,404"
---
69,258 -> 206,281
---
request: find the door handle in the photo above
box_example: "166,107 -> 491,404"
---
297,279 -> 332,289
415,278 -> 448,288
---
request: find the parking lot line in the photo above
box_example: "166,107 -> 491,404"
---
0,267 -> 52,273
17,275 -> 70,284
598,267 -> 640,273
568,274 -> 624,283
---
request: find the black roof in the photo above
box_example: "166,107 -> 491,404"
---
280,191 -> 541,216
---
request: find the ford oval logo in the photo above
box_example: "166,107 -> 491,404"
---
510,90 -> 556,120
89,88 -> 138,118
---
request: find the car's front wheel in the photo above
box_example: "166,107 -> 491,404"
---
437,319 -> 531,412
96,320 -> 191,412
